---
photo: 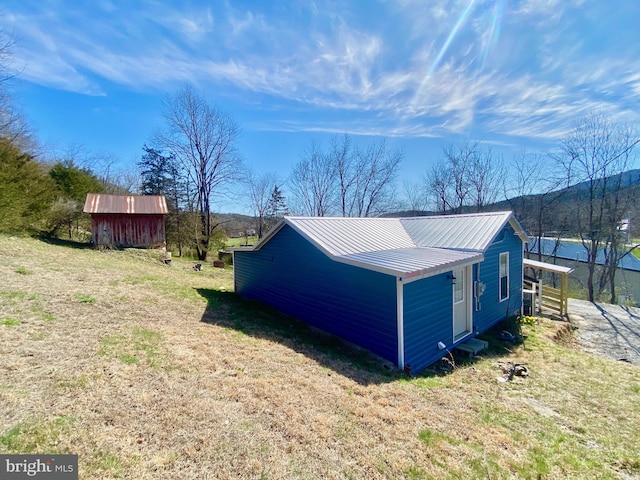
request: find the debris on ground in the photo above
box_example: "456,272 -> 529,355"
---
495,361 -> 529,382
498,330 -> 524,344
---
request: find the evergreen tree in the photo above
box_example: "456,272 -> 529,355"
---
138,145 -> 190,255
48,160 -> 104,238
139,145 -> 175,196
0,139 -> 55,233
266,185 -> 288,231
49,160 -> 104,202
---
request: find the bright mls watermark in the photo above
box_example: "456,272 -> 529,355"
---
1,455 -> 78,479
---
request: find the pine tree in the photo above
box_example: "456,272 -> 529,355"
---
0,139 -> 55,233
266,185 -> 288,230
138,145 -> 190,255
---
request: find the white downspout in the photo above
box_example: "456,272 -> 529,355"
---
396,277 -> 405,371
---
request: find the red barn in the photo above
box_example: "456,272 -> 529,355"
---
83,193 -> 168,248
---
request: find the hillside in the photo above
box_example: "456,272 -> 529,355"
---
1,236 -> 639,478
388,169 -> 640,240
214,213 -> 257,237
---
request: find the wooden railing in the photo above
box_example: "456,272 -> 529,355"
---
523,278 -> 569,317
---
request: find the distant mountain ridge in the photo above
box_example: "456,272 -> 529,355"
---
214,213 -> 256,237
215,170 -> 640,236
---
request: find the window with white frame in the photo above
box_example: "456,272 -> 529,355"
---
499,252 -> 509,301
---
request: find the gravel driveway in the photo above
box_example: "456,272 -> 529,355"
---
567,298 -> 640,365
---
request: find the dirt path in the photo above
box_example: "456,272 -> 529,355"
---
568,298 -> 640,365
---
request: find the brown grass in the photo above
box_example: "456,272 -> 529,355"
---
1,235 -> 639,479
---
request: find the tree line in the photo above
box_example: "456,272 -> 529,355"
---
2,26 -> 639,302
140,92 -> 640,305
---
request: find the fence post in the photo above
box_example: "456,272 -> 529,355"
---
538,279 -> 543,313
561,273 -> 568,317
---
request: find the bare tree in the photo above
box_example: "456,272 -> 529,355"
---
0,28 -> 30,147
290,134 -> 402,217
503,152 -> 566,260
503,151 -> 542,221
597,130 -> 640,303
401,179 -> 429,214
427,160 -> 453,213
350,140 -> 402,217
80,152 -> 138,194
468,147 -> 504,212
426,139 -> 502,214
332,134 -> 356,217
156,86 -> 242,260
555,112 -> 640,302
289,141 -> 336,216
246,169 -> 278,238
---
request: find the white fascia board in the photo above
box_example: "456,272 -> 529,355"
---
333,254 -> 484,283
333,255 -> 404,277
480,214 -> 529,253
510,217 -> 530,244
401,255 -> 484,284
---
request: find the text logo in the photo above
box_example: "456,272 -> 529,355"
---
1,455 -> 78,479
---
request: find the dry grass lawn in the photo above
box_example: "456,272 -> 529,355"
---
1,235 -> 639,479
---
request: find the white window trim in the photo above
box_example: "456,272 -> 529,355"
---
499,252 -> 509,302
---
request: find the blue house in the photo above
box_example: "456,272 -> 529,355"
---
234,211 -> 529,374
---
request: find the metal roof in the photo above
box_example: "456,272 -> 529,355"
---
83,193 -> 168,215
341,247 -> 484,279
528,237 -> 640,272
283,217 -> 414,256
523,258 -> 574,275
250,212 -> 527,280
401,211 -> 527,250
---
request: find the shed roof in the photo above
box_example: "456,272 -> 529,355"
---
528,237 -> 640,272
83,194 -> 168,215
251,211 -> 527,280
523,258 -> 574,275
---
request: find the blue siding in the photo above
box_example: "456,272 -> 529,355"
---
235,222 -> 524,375
234,225 -> 398,363
474,224 -> 523,331
403,274 -> 454,372
402,224 -> 524,374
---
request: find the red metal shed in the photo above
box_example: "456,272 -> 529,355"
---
83,193 -> 168,248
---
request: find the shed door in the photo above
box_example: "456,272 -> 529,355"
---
453,266 -> 472,340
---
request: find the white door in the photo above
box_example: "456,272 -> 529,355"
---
453,267 -> 472,340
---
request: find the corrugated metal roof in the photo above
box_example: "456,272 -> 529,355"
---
250,212 -> 527,280
400,211 -> 520,251
341,247 -> 484,278
523,258 -> 574,275
83,193 -> 168,215
285,217 -> 414,256
284,212 -> 524,255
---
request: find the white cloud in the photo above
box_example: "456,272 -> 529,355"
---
2,0 -> 639,142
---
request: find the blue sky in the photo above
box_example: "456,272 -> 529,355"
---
3,0 -> 640,212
